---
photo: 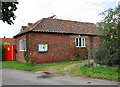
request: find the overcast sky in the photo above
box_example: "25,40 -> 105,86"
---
0,0 -> 119,38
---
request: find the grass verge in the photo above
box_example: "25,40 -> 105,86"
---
80,65 -> 119,81
1,60 -> 84,72
1,60 -> 119,81
2,61 -> 51,71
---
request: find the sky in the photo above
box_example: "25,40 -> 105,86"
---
0,0 -> 119,38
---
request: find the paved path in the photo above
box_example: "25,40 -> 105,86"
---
1,68 -> 119,85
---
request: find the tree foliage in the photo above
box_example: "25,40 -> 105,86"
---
94,6 -> 120,66
1,2 -> 19,25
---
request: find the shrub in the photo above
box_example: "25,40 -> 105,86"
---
94,42 -> 120,66
24,34 -> 29,62
24,34 -> 35,66
1,42 -> 11,61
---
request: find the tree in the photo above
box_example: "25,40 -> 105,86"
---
1,2 -> 19,25
94,6 -> 120,66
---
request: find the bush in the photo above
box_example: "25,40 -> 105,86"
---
94,41 -> 120,66
1,42 -> 11,61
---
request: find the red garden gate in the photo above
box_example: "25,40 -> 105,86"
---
5,45 -> 16,61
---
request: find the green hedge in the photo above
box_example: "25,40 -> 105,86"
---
0,42 -> 11,61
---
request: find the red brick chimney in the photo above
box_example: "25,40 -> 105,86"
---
48,15 -> 57,19
21,26 -> 27,31
28,23 -> 33,27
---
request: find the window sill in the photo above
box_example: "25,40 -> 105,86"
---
75,46 -> 86,48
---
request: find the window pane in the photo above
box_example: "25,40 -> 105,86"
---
76,38 -> 78,46
81,38 -> 85,47
21,40 -> 24,50
23,39 -> 26,50
84,38 -> 85,47
19,39 -> 26,51
19,40 -> 22,50
79,38 -> 81,46
82,38 -> 84,46
19,40 -> 21,50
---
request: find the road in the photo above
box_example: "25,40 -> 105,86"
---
1,68 -> 119,85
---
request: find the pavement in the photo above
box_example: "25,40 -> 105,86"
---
0,67 -> 2,86
1,68 -> 119,85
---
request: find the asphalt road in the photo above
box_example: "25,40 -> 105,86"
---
1,68 -> 119,85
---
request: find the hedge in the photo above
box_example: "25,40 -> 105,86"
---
0,42 -> 11,61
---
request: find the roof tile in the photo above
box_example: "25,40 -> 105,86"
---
14,18 -> 98,37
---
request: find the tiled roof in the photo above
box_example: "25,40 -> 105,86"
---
14,18 -> 98,37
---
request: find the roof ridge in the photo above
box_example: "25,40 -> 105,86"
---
45,18 -> 95,25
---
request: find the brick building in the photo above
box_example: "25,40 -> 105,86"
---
3,16 -> 102,63
13,17 -> 101,63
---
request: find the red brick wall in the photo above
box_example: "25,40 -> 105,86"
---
0,38 -> 15,45
69,35 -> 102,59
93,36 -> 102,49
29,33 -> 71,64
86,36 -> 102,59
15,33 -> 102,63
70,35 -> 90,60
15,35 -> 26,62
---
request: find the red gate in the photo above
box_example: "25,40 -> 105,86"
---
5,45 -> 16,61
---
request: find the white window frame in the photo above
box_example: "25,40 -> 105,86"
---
75,37 -> 85,47
19,38 -> 26,51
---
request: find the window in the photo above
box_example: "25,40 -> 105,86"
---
75,37 -> 85,47
19,39 -> 26,51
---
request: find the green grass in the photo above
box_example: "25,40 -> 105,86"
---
2,61 -> 51,71
80,65 -> 119,81
1,60 -> 119,81
1,60 -> 84,72
0,61 -> 2,67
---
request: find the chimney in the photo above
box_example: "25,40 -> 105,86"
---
21,26 -> 27,31
48,15 -> 57,19
28,23 -> 33,27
